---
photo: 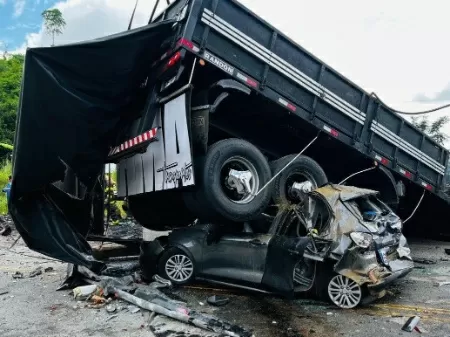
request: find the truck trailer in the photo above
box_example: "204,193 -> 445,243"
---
10,0 -> 450,267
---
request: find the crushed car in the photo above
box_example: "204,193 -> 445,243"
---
139,184 -> 414,309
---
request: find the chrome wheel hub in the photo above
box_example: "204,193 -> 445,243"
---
328,275 -> 362,309
165,254 -> 193,282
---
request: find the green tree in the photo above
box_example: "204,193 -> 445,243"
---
0,54 -> 24,145
411,116 -> 449,145
41,9 -> 66,46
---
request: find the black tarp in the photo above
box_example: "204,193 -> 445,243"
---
10,19 -> 176,270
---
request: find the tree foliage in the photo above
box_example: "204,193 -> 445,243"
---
411,116 -> 449,145
42,9 -> 66,46
0,55 -> 24,145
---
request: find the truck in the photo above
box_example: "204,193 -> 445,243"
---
112,0 -> 450,235
10,0 -> 450,268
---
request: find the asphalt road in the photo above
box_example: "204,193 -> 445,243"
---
0,229 -> 449,337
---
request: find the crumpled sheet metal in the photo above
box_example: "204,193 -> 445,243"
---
310,184 -> 374,255
333,247 -> 390,285
397,234 -> 412,260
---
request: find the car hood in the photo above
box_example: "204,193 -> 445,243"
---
309,184 -> 408,257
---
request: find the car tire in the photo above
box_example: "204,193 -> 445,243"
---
184,138 -> 272,222
129,192 -> 196,231
158,247 -> 195,285
315,263 -> 363,309
270,155 -> 328,205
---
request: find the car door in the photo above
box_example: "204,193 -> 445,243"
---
201,234 -> 272,284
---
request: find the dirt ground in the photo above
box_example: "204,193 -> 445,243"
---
1,227 -> 449,337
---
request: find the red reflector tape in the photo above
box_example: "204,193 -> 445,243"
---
375,154 -> 389,165
278,98 -> 296,112
399,168 -> 412,178
177,38 -> 200,53
108,128 -> 158,157
323,125 -> 339,137
421,182 -> 432,190
236,72 -> 258,88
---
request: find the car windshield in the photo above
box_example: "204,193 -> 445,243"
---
353,195 -> 390,219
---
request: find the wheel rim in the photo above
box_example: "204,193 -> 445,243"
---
221,156 -> 259,204
328,275 -> 362,309
165,254 -> 194,282
286,172 -> 317,223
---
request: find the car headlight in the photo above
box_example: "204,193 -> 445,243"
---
350,232 -> 373,248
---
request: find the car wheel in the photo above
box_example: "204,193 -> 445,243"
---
327,274 -> 363,309
158,247 -> 195,285
270,155 -> 327,205
184,138 -> 272,222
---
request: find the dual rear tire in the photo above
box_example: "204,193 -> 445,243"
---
129,137 -> 328,229
184,138 -> 328,224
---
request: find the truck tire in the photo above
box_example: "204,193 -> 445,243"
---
128,192 -> 196,231
185,138 -> 272,222
270,155 -> 327,205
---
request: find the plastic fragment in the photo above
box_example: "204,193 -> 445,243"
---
73,285 -> 97,300
29,267 -> 43,278
207,295 -> 230,307
12,271 -> 23,279
402,316 -> 421,332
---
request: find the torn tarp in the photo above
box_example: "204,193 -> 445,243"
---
10,19 -> 176,269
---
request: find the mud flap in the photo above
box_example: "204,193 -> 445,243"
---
261,235 -> 312,298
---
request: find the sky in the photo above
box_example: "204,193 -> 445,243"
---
1,0 -> 450,139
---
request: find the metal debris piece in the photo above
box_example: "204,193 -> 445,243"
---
106,304 -> 116,313
112,288 -> 252,337
128,305 -> 141,314
413,258 -> 436,265
106,314 -> 118,321
12,271 -> 23,279
0,289 -> 9,296
402,316 -> 421,332
29,267 -> 43,278
434,281 -> 450,287
153,274 -> 172,287
0,224 -> 11,236
207,295 -> 230,307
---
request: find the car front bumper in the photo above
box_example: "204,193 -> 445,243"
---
367,263 -> 413,292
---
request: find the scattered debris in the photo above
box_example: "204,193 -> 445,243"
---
207,295 -> 230,307
29,267 -> 43,278
106,304 -> 116,313
326,312 -> 333,316
0,224 -> 11,236
402,316 -> 421,333
73,285 -> 98,300
44,267 -> 54,273
91,295 -> 106,304
413,258 -> 437,265
112,287 -> 251,337
0,289 -> 9,296
12,271 -> 23,279
106,314 -> 118,321
128,305 -> 140,314
434,281 -> 450,287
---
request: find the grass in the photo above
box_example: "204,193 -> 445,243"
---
0,160 -> 11,214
